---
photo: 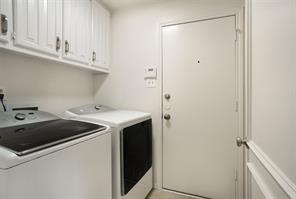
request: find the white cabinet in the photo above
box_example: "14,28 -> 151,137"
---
0,0 -> 110,73
63,0 -> 91,64
0,0 -> 12,44
13,0 -> 62,56
91,0 -> 110,69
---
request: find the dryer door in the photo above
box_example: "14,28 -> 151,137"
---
120,119 -> 152,195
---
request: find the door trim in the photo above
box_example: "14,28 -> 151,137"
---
247,141 -> 296,198
159,11 -> 245,199
244,1 -> 253,198
246,163 -> 275,199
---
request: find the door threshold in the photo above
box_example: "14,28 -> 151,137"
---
162,188 -> 212,199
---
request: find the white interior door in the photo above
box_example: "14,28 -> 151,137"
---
162,16 -> 238,199
244,0 -> 296,198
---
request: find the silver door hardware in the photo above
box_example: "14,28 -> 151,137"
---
65,40 -> 70,54
92,51 -> 96,62
163,113 -> 171,120
1,14 -> 8,35
235,29 -> 241,42
56,37 -> 61,52
11,32 -> 16,40
236,137 -> 249,149
164,94 -> 171,100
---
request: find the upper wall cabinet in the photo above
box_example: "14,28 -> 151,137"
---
14,0 -> 63,56
63,0 -> 91,64
0,0 -> 110,73
91,0 -> 110,69
0,0 -> 12,44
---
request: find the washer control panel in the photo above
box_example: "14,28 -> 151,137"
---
0,111 -> 59,128
15,113 -> 26,121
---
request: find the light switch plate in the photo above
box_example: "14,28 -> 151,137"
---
146,79 -> 156,88
0,87 -> 6,95
145,67 -> 157,79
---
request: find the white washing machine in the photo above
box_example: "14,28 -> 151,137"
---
65,104 -> 153,199
0,110 -> 112,199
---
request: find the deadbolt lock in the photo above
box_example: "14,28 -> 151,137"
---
164,93 -> 171,100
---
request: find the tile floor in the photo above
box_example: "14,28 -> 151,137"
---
147,189 -> 197,199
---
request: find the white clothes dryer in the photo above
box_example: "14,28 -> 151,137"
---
65,105 -> 153,199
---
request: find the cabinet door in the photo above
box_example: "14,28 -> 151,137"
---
38,0 -> 62,56
91,1 -> 110,69
0,0 -> 12,44
14,0 -> 62,56
63,0 -> 91,64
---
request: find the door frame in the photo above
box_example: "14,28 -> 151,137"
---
244,1 -> 252,198
244,1 -> 296,198
158,10 -> 245,199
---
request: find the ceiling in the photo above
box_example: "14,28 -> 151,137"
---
101,0 -> 168,10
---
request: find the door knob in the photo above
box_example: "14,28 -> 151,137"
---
163,113 -> 171,120
236,137 -> 249,149
164,93 -> 171,100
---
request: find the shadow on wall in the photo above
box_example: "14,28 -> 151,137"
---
0,51 -> 94,115
94,73 -> 109,95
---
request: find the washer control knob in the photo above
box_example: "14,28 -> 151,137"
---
94,105 -> 102,110
15,113 -> 26,121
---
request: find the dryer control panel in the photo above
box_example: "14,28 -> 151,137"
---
67,104 -> 115,115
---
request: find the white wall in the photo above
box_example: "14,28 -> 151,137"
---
247,0 -> 296,198
251,0 -> 296,184
0,50 -> 94,116
94,0 -> 244,188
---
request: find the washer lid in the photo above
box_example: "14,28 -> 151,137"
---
0,119 -> 106,156
79,110 -> 151,127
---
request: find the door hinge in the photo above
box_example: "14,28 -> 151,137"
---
11,32 -> 16,40
235,29 -> 241,42
235,101 -> 239,112
235,169 -> 238,181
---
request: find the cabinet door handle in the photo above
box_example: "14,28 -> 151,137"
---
65,40 -> 70,54
1,14 -> 8,35
56,36 -> 61,52
92,51 -> 96,62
